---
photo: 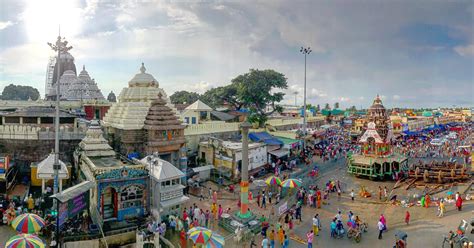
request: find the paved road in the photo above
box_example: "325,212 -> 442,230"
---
0,224 -> 19,245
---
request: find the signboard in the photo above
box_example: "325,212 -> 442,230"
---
278,201 -> 288,216
0,157 -> 8,174
58,202 -> 68,227
58,191 -> 89,227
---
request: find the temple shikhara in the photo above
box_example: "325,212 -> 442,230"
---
102,63 -> 186,168
45,50 -> 104,101
347,95 -> 407,179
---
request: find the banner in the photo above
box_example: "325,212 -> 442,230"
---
58,191 -> 89,228
278,201 -> 288,216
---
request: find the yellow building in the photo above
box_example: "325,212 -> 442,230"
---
199,138 -> 267,178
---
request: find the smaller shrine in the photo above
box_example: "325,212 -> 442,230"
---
139,154 -> 188,222
76,120 -> 149,222
32,153 -> 70,194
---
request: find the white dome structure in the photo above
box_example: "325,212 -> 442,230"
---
102,63 -> 176,130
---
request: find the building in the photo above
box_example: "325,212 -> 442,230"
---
181,100 -> 213,124
76,120 -> 149,222
403,116 -> 434,132
0,106 -> 85,165
45,52 -> 77,100
83,101 -> 112,120
351,118 -> 366,134
389,115 -> 403,135
102,63 -> 185,168
45,41 -> 105,101
199,138 -> 267,178
139,155 -> 189,221
60,65 -> 105,101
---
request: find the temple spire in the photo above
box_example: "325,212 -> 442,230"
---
140,62 -> 146,73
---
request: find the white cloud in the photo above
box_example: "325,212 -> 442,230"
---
454,44 -> 474,57
393,94 -> 401,100
189,81 -> 212,94
0,21 -> 13,30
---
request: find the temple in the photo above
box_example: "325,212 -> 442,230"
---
347,95 -> 407,180
75,120 -> 149,222
45,38 -> 105,101
102,63 -> 185,168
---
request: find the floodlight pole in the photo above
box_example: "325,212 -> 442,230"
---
48,32 -> 73,248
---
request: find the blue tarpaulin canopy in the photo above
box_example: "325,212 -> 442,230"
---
248,132 -> 283,146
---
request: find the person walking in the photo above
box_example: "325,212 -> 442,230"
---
306,230 -> 314,248
377,219 -> 384,239
456,195 -> 463,211
262,193 -> 267,209
438,200 -> 445,217
405,211 -> 410,225
261,236 -> 269,248
282,235 -> 289,248
350,189 -> 355,201
268,229 -> 275,248
312,214 -> 321,236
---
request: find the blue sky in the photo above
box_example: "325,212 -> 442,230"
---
0,0 -> 472,108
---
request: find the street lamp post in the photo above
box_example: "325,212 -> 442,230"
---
47,34 -> 72,247
300,47 -> 311,149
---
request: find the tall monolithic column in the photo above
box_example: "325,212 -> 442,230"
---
239,122 -> 252,218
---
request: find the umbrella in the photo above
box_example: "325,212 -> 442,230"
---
188,227 -> 212,244
281,178 -> 302,188
11,214 -> 45,234
204,233 -> 225,248
446,191 -> 453,196
5,234 -> 45,248
265,176 -> 282,186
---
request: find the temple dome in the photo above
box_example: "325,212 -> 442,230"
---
102,63 -> 177,130
128,63 -> 159,87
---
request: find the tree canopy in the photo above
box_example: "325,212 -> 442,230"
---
334,102 -> 340,109
232,69 -> 288,127
0,84 -> 40,101
170,90 -> 200,104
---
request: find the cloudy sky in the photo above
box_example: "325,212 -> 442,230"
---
0,0 -> 472,108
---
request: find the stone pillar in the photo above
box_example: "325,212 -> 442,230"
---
41,179 -> 45,194
19,117 -> 23,124
37,117 -> 41,125
238,122 -> 252,219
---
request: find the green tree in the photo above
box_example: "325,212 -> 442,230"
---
324,103 -> 331,110
348,105 -> 357,112
202,84 -> 243,110
334,102 -> 340,109
316,104 -> 321,112
0,84 -> 40,100
170,90 -> 200,104
232,69 -> 288,127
